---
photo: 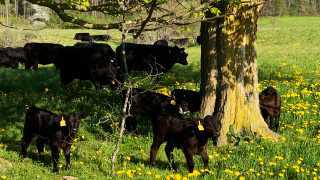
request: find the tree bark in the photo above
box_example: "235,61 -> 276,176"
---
200,0 -> 280,146
215,0 -> 280,146
199,0 -> 218,118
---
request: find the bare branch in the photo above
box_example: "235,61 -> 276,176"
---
133,0 -> 157,39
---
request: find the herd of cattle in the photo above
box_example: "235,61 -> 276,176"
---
0,40 -> 281,173
0,41 -> 188,88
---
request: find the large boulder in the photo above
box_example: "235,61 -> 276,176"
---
28,4 -> 50,27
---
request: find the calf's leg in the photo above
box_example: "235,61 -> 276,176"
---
50,141 -> 60,172
63,145 -> 71,170
150,139 -> 162,166
36,138 -> 45,154
21,133 -> 34,157
200,146 -> 209,170
165,142 -> 178,171
183,148 -> 195,173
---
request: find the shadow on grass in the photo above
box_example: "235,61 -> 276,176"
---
130,157 -> 179,171
4,139 -> 52,168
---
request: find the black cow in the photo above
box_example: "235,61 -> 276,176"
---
74,33 -> 92,42
24,42 -> 63,70
115,43 -> 188,78
150,112 -> 220,173
91,35 -> 111,41
0,47 -> 26,68
21,106 -> 83,172
259,86 -> 281,132
153,39 -> 168,46
122,88 -> 181,132
172,89 -> 201,113
55,43 -> 121,89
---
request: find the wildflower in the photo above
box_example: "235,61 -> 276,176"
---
174,174 -> 182,180
116,170 -> 125,175
278,173 -> 284,177
239,176 -> 245,180
275,155 -> 284,161
188,170 -> 201,177
224,169 -> 233,175
234,171 -> 241,176
126,170 -> 134,178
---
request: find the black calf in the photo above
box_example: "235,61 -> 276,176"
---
21,106 -> 82,172
150,112 -> 220,173
259,86 -> 281,131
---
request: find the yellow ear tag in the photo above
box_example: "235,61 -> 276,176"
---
60,116 -> 66,127
170,100 -> 176,105
112,80 -> 116,85
198,121 -> 204,131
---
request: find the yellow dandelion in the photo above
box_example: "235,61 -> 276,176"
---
234,171 -> 241,176
239,176 -> 245,180
174,174 -> 182,180
116,170 -> 125,175
188,170 -> 201,177
166,175 -> 171,180
126,170 -> 134,178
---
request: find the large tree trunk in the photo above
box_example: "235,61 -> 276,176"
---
199,5 -> 218,118
200,0 -> 280,146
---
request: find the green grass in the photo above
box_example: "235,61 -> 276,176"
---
1,16 -> 320,179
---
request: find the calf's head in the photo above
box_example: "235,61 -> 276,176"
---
259,86 -> 278,102
57,113 -> 84,137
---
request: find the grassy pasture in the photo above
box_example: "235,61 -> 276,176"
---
0,16 -> 320,179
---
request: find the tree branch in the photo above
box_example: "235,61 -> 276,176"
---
133,0 -> 157,39
26,0 -> 122,15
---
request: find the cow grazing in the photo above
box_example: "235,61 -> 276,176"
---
150,113 -> 220,172
172,89 -> 201,113
24,43 -> 63,70
55,43 -> 121,89
259,86 -> 281,132
153,39 -> 168,46
0,47 -> 26,68
74,33 -> 92,42
91,35 -> 111,41
21,106 -> 83,172
115,43 -> 188,78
